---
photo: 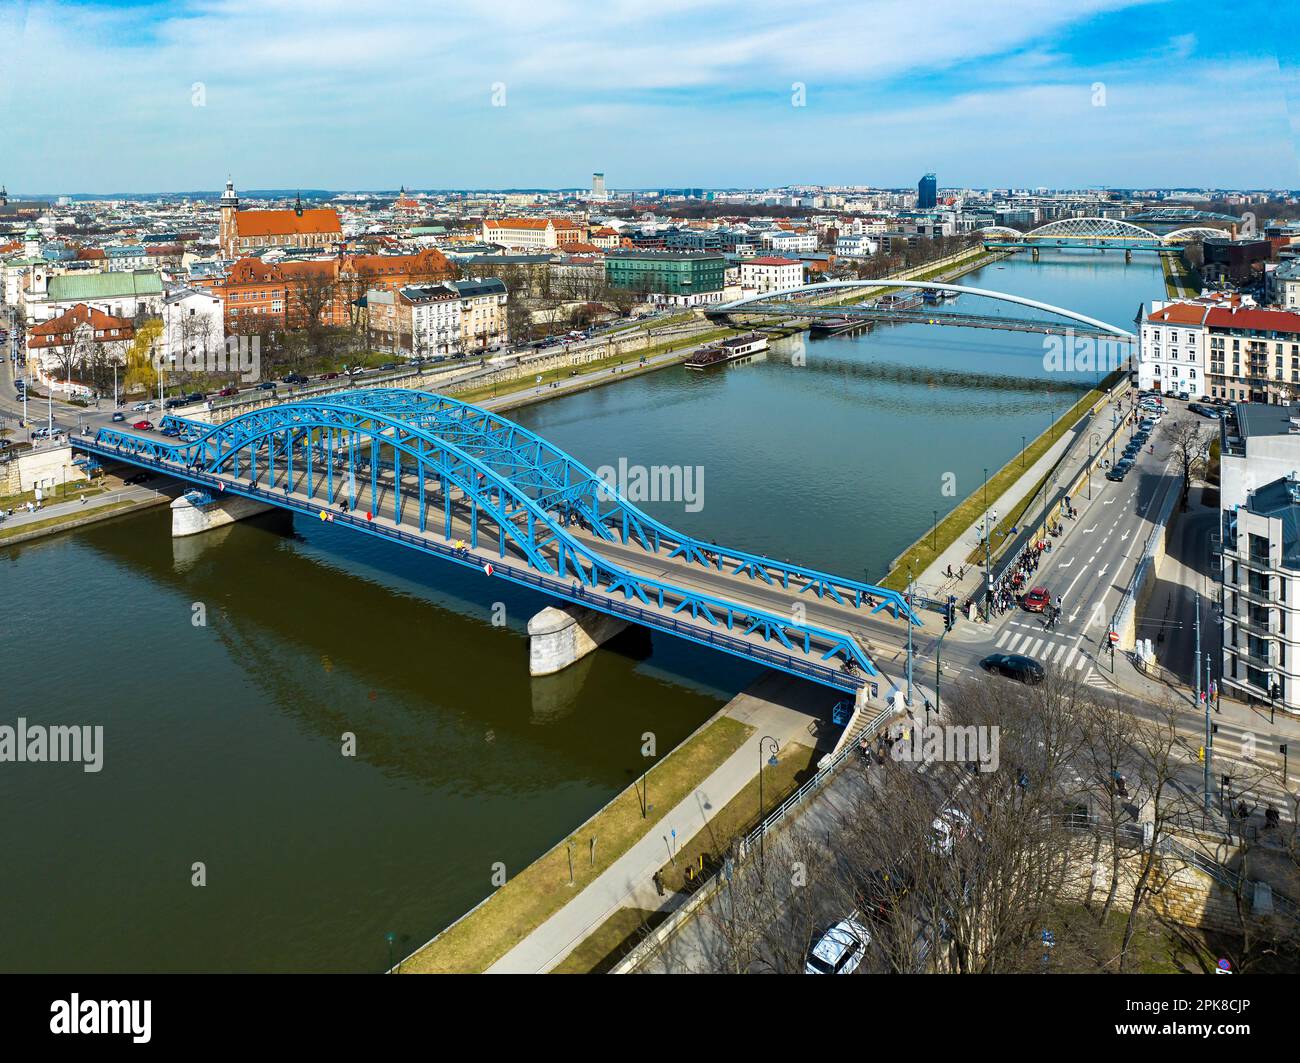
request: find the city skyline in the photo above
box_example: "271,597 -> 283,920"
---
1,0 -> 1296,192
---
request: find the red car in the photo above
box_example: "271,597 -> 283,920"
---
1023,587 -> 1050,612
320,372 -> 339,380
218,386 -> 238,397
132,419 -> 154,431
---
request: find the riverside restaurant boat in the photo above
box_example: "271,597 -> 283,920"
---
684,333 -> 769,370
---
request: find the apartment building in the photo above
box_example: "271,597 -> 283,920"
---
739,256 -> 804,294
1137,300 -> 1212,397
1206,306 -> 1300,404
481,217 -> 585,250
367,277 -> 508,358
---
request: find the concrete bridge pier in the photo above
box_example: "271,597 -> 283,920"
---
528,603 -> 630,676
1031,246 -> 1040,261
171,488 -> 274,537
1125,248 -> 1132,262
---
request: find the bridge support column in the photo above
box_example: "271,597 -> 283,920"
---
1031,247 -> 1039,261
171,489 -> 274,538
528,603 -> 629,676
1125,248 -> 1132,263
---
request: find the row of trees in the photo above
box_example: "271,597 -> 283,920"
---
641,677 -> 1298,975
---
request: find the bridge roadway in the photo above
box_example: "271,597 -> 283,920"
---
79,422 -> 916,694
712,303 -> 1129,340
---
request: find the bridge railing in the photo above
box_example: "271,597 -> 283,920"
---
75,438 -> 868,693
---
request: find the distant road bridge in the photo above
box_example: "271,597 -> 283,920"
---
74,389 -> 923,694
979,216 -> 1233,254
708,279 -> 1136,341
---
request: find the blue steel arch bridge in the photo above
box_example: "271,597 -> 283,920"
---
74,389 -> 922,694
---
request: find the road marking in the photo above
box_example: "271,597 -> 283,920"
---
1059,559 -> 1073,569
1064,647 -> 1078,669
1097,565 -> 1108,577
995,630 -> 1011,648
1027,637 -> 1044,657
1083,524 -> 1097,534
1104,499 -> 1115,505
1006,633 -> 1023,653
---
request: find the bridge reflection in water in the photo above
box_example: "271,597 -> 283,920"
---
76,389 -> 922,694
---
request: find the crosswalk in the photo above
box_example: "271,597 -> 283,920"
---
993,626 -> 1088,671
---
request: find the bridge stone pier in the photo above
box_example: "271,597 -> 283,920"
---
171,489 -> 274,538
528,604 -> 630,676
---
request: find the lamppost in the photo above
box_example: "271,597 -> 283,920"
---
757,736 -> 780,884
1088,431 -> 1102,499
906,565 -> 915,706
1020,435 -> 1026,468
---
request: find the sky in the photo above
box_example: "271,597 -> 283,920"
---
0,0 -> 1297,194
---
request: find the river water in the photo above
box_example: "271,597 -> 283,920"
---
0,249 -> 1164,971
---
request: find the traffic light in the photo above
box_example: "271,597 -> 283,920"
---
944,595 -> 957,631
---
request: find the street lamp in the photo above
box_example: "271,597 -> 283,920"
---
1088,431 -> 1102,499
757,736 -> 780,883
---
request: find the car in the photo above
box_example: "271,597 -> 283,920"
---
164,397 -> 186,409
160,426 -> 179,437
256,381 -> 276,391
131,419 -> 153,431
1105,466 -> 1127,482
218,386 -> 238,397
1022,586 -> 1051,612
320,372 -> 339,380
111,411 -> 125,422
186,392 -> 204,403
804,918 -> 871,974
123,472 -> 149,485
1177,390 -> 1191,401
929,806 -> 973,856
979,653 -> 1045,684
282,373 -> 308,385
131,401 -> 153,412
380,363 -> 397,371
31,426 -> 57,440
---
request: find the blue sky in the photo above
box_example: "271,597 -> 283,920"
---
0,0 -> 1296,193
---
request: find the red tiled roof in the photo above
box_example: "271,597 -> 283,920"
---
1147,303 -> 1209,325
1205,306 -> 1300,333
28,303 -> 135,346
234,208 -> 342,239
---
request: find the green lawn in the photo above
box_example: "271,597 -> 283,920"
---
398,715 -> 753,974
0,499 -> 141,542
882,377 -> 1121,588
550,908 -> 669,974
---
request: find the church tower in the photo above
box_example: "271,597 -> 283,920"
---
219,177 -> 239,257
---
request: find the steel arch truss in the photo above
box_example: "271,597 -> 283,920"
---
1161,226 -> 1233,244
1022,216 -> 1159,242
97,391 -> 903,676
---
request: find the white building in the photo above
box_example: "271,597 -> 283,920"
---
739,256 -> 805,294
834,234 -> 878,258
1137,300 -> 1211,397
1269,259 -> 1300,311
161,287 -> 226,368
761,230 -> 817,254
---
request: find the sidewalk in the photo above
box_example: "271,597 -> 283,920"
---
0,483 -> 167,542
485,673 -> 836,973
917,386 -> 1130,606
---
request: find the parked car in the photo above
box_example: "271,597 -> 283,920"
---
1105,466 -> 1128,482
1022,586 -> 1051,612
218,386 -> 238,397
164,397 -> 186,410
111,411 -> 125,422
283,373 -> 308,385
131,401 -> 154,412
132,420 -> 154,431
804,918 -> 871,975
929,807 -> 973,856
186,391 -> 205,403
1176,390 -> 1191,401
979,653 -> 1045,684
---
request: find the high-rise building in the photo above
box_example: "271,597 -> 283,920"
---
592,172 -> 606,197
917,173 -> 937,209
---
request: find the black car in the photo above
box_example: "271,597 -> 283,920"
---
256,381 -> 277,391
1105,466 -> 1127,482
980,653 -> 1045,684
186,391 -> 205,403
111,411 -> 125,422
379,363 -> 398,371
164,396 -> 186,409
283,373 -> 308,385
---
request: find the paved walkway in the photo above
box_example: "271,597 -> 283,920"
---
916,385 -> 1132,607
485,672 -> 839,973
